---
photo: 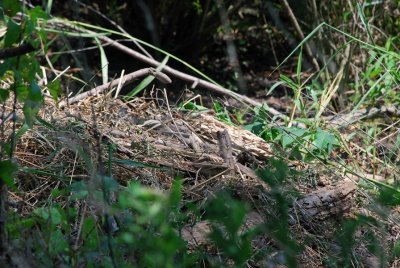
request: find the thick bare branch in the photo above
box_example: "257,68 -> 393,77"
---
97,36 -> 302,126
59,67 -> 171,107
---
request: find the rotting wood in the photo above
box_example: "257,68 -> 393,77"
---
182,179 -> 357,248
217,129 -> 235,175
324,105 -> 400,128
290,179 -> 357,224
182,211 -> 264,248
190,113 -> 273,160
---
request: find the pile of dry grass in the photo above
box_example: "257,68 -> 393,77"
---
6,90 -> 397,267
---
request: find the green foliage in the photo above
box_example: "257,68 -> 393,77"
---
4,156 -> 306,267
178,100 -> 208,112
205,192 -> 253,266
213,101 -> 234,125
257,159 -> 301,267
116,180 -> 192,267
334,215 -> 383,267
0,160 -> 18,187
352,39 -> 400,108
247,109 -> 340,161
1,1 -> 48,138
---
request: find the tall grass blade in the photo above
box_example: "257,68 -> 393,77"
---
124,55 -> 169,99
94,37 -> 109,84
357,3 -> 375,46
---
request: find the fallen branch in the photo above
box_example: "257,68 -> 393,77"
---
0,44 -> 36,59
324,105 -> 400,128
53,21 -> 303,127
97,36 -> 302,126
59,67 -> 171,107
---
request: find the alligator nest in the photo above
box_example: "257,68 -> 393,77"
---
8,90 -> 395,267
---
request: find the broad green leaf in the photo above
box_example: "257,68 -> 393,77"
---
34,207 -> 63,225
99,175 -> 118,191
82,217 -> 99,249
47,79 -> 60,101
49,229 -> 69,254
4,20 -> 21,47
20,55 -> 40,81
0,89 -> 9,101
313,129 -> 339,153
281,128 -> 307,148
3,0 -> 21,16
23,81 -> 43,127
28,6 -> 49,22
0,159 -> 18,187
378,186 -> 400,206
16,83 -> 29,101
70,181 -> 89,200
169,179 -> 182,207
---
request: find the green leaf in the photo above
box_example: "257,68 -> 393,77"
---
100,175 -> 118,191
16,83 -> 29,101
313,129 -> 339,153
45,0 -> 53,14
3,0 -> 21,16
37,116 -> 56,130
357,3 -> 375,46
280,74 -> 297,91
38,28 -> 48,53
49,229 -> 69,255
20,55 -> 40,81
179,101 -> 208,111
378,186 -> 400,206
213,101 -> 233,125
34,207 -> 63,225
0,160 -> 18,187
281,127 -> 307,148
296,45 -> 303,85
82,217 -> 99,250
266,80 -> 285,96
124,56 -> 169,99
28,6 -> 49,22
169,178 -> 182,207
0,89 -> 9,101
23,82 -> 43,127
4,20 -> 21,47
392,241 -> 400,258
70,181 -> 89,200
14,123 -> 30,141
94,37 -> 109,85
126,75 -> 155,98
47,79 -> 60,101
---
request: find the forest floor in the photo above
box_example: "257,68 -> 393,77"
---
10,88 -> 399,267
